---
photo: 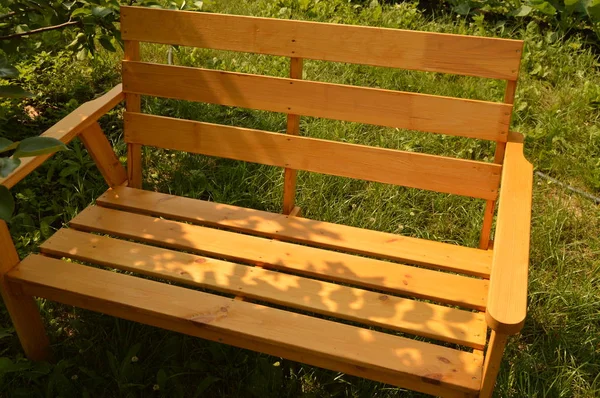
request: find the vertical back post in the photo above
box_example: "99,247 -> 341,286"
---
0,221 -> 51,361
124,40 -> 142,189
282,57 -> 303,215
479,80 -> 517,249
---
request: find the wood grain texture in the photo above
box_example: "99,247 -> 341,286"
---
480,331 -> 508,397
120,6 -> 523,79
124,112 -> 502,200
0,222 -> 50,361
288,206 -> 302,217
122,61 -> 512,141
124,40 -> 142,189
41,228 -> 487,348
9,254 -> 484,395
0,85 -> 124,189
95,186 -> 493,278
479,80 -> 518,249
69,205 -> 489,309
78,123 -> 127,187
485,132 -> 532,334
283,57 -> 303,215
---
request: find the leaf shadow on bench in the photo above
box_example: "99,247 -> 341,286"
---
58,200 -> 485,391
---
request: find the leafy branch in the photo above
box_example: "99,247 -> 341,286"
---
0,137 -> 68,221
0,20 -> 81,41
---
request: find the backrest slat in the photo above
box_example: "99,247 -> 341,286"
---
120,6 -> 523,79
124,112 -> 502,200
122,61 -> 511,141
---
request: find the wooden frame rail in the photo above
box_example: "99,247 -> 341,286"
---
121,6 -> 523,79
122,61 -> 512,141
485,132 -> 533,334
124,112 -> 502,199
0,85 -> 125,189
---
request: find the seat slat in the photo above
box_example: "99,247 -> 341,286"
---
96,187 -> 493,278
41,229 -> 487,348
120,6 -> 523,80
8,255 -> 483,395
122,61 -> 511,141
124,112 -> 501,199
70,205 -> 489,309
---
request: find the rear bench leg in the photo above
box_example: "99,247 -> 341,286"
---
479,330 -> 508,398
0,221 -> 51,361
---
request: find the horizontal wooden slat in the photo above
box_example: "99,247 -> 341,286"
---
122,61 -> 511,141
120,6 -> 523,80
41,229 -> 487,348
9,255 -> 483,395
0,84 -> 124,189
96,187 -> 493,278
124,113 -> 501,199
68,205 -> 489,309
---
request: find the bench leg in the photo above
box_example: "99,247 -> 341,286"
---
0,221 -> 51,361
479,330 -> 508,398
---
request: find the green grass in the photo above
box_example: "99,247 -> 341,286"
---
1,0 -> 600,397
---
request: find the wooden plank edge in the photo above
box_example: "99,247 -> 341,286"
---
68,205 -> 491,309
0,84 -> 124,189
8,255 -> 482,396
40,229 -> 487,349
97,187 -> 493,278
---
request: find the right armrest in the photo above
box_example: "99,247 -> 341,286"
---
485,132 -> 534,335
0,84 -> 124,189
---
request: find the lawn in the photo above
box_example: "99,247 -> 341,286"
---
1,0 -> 599,397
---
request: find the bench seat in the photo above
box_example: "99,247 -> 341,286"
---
7,186 -> 492,397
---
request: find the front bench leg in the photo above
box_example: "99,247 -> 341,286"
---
0,221 -> 51,361
479,330 -> 508,397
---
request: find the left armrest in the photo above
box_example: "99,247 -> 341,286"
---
486,132 -> 534,334
0,84 -> 124,189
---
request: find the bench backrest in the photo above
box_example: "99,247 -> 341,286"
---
119,6 -> 523,242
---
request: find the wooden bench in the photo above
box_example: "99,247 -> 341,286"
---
0,7 -> 533,397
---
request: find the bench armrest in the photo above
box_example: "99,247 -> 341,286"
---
486,132 -> 533,334
0,84 -> 124,189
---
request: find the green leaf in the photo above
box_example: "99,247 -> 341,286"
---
0,328 -> 14,340
531,1 -> 557,15
0,59 -> 19,79
0,186 -> 14,221
0,138 -> 18,154
71,7 -> 92,18
15,24 -> 30,34
453,2 -> 471,15
13,137 -> 67,158
511,5 -> 532,17
98,35 -> 116,52
0,85 -> 33,98
157,369 -> 167,389
76,48 -> 88,61
585,0 -> 600,22
0,357 -> 13,372
194,375 -> 219,396
0,157 -> 21,178
91,7 -> 112,18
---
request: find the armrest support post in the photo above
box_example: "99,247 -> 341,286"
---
0,84 -> 124,189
